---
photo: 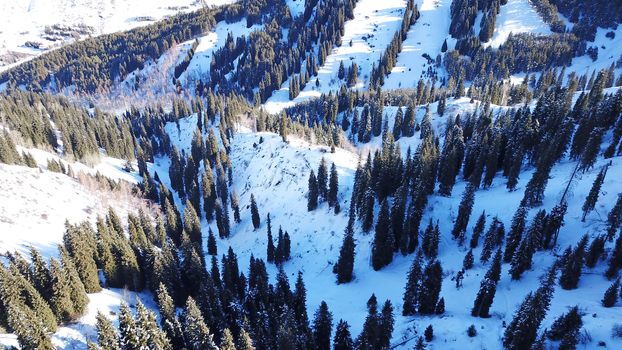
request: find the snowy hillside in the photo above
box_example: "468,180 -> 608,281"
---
0,0 -> 235,72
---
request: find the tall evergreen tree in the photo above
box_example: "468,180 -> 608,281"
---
96,311 -> 121,350
418,260 -> 443,315
402,252 -> 423,316
328,163 -> 339,208
317,158 -> 329,201
582,165 -> 608,221
250,194 -> 261,230
333,320 -> 353,350
372,199 -> 394,270
308,170 -> 319,211
451,184 -> 475,244
182,297 -> 218,350
313,301 -> 333,350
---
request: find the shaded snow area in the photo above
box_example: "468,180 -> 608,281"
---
154,96 -> 622,349
483,0 -> 551,49
264,0 -> 408,113
178,20 -> 262,88
565,25 -> 622,79
384,0 -> 452,89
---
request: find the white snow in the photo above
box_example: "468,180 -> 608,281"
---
384,0 -> 452,89
483,0 -> 551,49
154,95 -> 622,348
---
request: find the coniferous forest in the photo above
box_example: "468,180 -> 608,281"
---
0,0 -> 622,349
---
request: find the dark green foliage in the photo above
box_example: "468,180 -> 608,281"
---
207,228 -> 218,256
585,235 -> 606,268
182,297 -> 218,350
63,222 -> 101,293
96,311 -> 121,350
504,206 -> 527,263
605,230 -> 622,279
606,195 -> 622,240
403,252 -> 423,316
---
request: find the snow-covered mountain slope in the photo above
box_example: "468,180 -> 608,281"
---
483,0 -> 551,49
0,149 -> 140,258
383,0 -> 452,89
155,95 -> 622,349
264,0 -> 408,113
0,0 -> 235,72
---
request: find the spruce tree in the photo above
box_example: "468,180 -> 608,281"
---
559,235 -> 588,290
451,184 -> 475,244
334,212 -> 356,284
606,195 -> 622,240
333,320 -> 353,350
582,166 -> 608,221
605,229 -> 622,279
118,303 -> 140,350
463,249 -> 474,270
585,235 -> 606,268
49,258 -> 76,323
504,206 -> 527,263
471,250 -> 502,318
221,329 -> 237,350
182,297 -> 218,350
328,163 -> 339,208
402,252 -> 423,316
96,311 -> 121,350
503,267 -> 556,350
602,278 -> 620,307
207,228 -> 217,256
250,194 -> 261,230
317,158 -> 329,201
372,199 -> 394,270
470,211 -> 486,248
547,306 -> 582,345
418,260 -> 443,314
308,170 -> 319,211
63,223 -> 101,293
313,301 -> 333,350
237,328 -> 256,350
424,324 -> 433,342
378,300 -> 394,348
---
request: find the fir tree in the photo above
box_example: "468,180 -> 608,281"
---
547,306 -> 582,345
504,206 -> 527,263
237,328 -> 256,350
231,191 -> 241,223
207,228 -> 217,256
606,195 -> 622,240
503,267 -> 556,350
605,229 -> 622,279
463,249 -> 474,270
221,329 -> 237,350
424,324 -> 433,342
